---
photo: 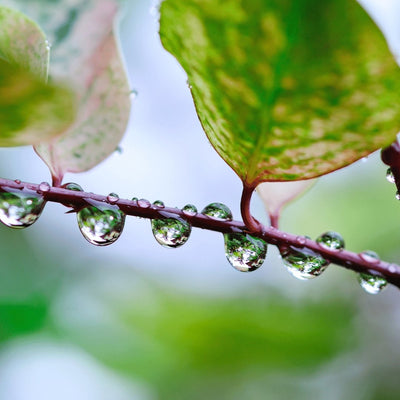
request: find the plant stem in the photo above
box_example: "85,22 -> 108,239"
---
240,184 -> 262,232
1,177 -> 399,289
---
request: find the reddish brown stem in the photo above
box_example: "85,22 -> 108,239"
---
0,177 -> 399,289
240,184 -> 262,232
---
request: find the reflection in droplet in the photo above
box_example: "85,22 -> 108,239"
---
224,233 -> 267,272
358,272 -> 387,294
77,201 -> 125,246
386,168 -> 395,184
182,204 -> 197,216
202,203 -> 232,221
138,199 -> 151,208
282,247 -> 329,280
151,216 -> 191,248
0,190 -> 45,229
316,231 -> 345,251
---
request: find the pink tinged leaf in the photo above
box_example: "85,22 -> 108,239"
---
34,0 -> 131,185
257,180 -> 316,228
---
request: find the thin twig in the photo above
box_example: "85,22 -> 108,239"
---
0,177 -> 399,289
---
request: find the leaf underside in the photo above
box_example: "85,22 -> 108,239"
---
0,6 -> 75,147
160,0 -> 400,186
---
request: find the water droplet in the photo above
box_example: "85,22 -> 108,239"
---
45,39 -> 51,51
77,202 -> 125,246
152,200 -> 165,208
38,182 -> 51,193
130,90 -> 138,100
224,233 -> 267,272
138,198 -> 150,208
386,168 -> 395,184
151,217 -> 191,248
295,236 -> 307,246
182,204 -> 197,216
107,193 -> 119,204
358,272 -> 387,294
131,197 -> 138,202
361,157 -> 368,163
115,146 -> 123,154
202,203 -> 232,221
316,231 -> 345,250
0,190 -> 45,228
62,182 -> 83,191
359,250 -> 380,264
282,247 -> 329,280
14,179 -> 21,184
396,191 -> 400,201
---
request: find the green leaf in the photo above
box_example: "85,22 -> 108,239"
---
0,6 -> 75,147
32,0 -> 131,183
160,0 -> 400,186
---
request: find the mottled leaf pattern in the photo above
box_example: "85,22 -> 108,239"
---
0,6 -> 75,147
3,0 -> 131,182
160,0 -> 400,186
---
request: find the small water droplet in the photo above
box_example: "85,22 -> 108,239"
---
107,193 -> 119,204
130,90 -> 138,100
138,198 -> 150,208
0,190 -> 45,228
45,39 -> 51,51
38,182 -> 51,193
396,191 -> 400,201
152,200 -> 165,208
131,197 -> 138,202
202,202 -> 232,221
295,236 -> 307,246
282,247 -> 329,280
359,250 -> 380,264
115,146 -> 123,154
361,157 -> 368,163
386,168 -> 395,184
224,233 -> 267,272
182,204 -> 197,216
316,231 -> 345,250
14,179 -> 21,184
77,202 -> 125,246
62,182 -> 83,191
151,217 -> 191,248
358,272 -> 387,294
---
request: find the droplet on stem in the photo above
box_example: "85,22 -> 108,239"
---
386,168 -> 395,184
358,272 -> 387,294
202,203 -> 232,221
38,182 -> 51,193
152,200 -> 165,208
316,231 -> 345,251
182,204 -> 197,216
0,190 -> 45,229
138,199 -> 151,208
282,246 -> 329,280
151,216 -> 191,248
62,182 -> 83,192
107,192 -> 119,205
359,250 -> 380,264
77,201 -> 125,246
224,233 -> 267,272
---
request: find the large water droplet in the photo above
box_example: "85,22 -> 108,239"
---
224,233 -> 267,272
77,201 -> 125,246
0,190 -> 45,228
151,216 -> 191,248
358,272 -> 387,294
138,199 -> 150,208
316,231 -> 345,250
386,168 -> 395,184
182,204 -> 197,216
282,247 -> 329,280
202,203 -> 232,221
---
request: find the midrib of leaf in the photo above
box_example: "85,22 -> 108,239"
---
246,1 -> 301,186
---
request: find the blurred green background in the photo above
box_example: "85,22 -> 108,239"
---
0,0 -> 400,399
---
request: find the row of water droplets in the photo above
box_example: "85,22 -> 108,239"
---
0,182 -> 388,294
281,231 -> 387,294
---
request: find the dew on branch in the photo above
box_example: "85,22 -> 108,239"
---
202,203 -> 233,221
151,214 -> 191,248
316,231 -> 345,251
358,272 -> 387,294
